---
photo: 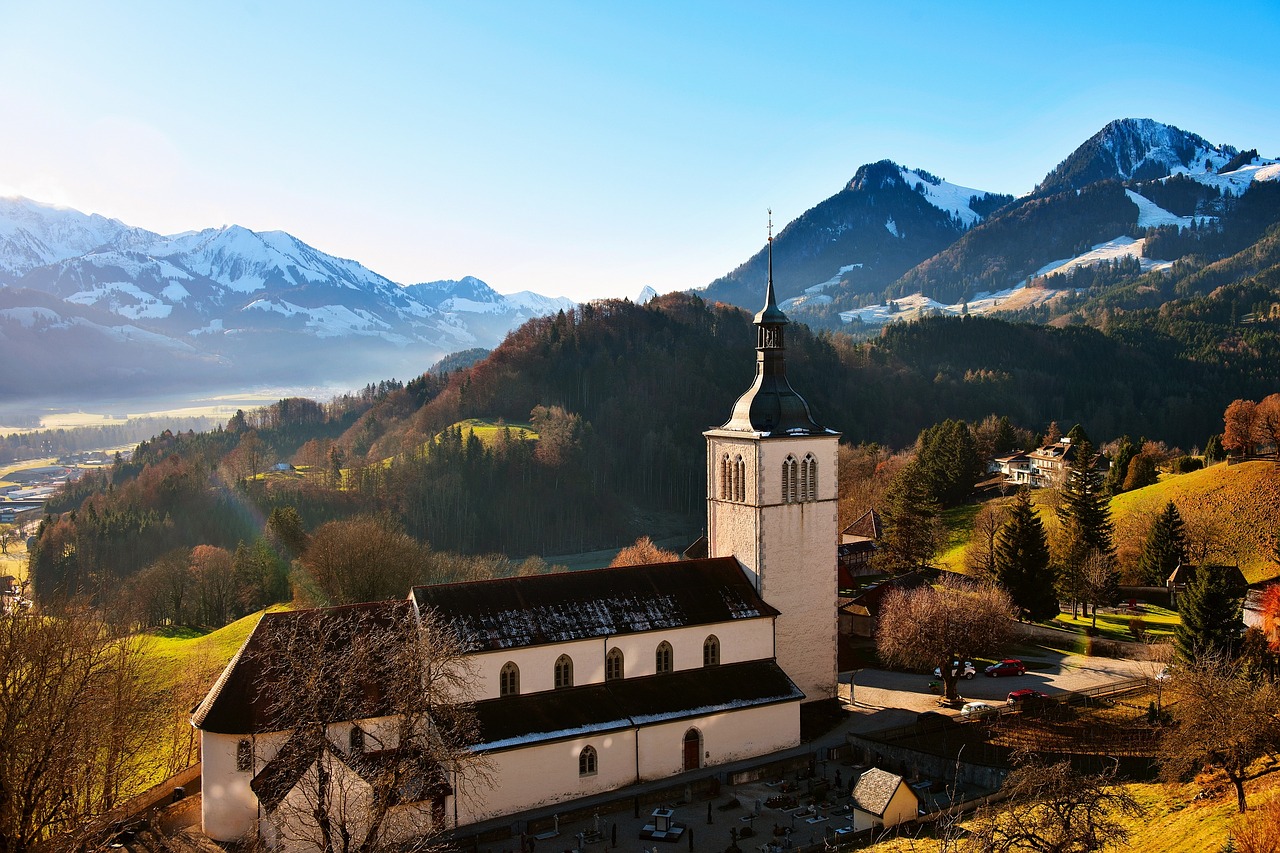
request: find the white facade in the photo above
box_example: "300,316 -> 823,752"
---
705,430 -> 840,702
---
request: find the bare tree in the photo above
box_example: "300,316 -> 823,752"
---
294,516 -> 435,606
876,575 -> 1015,704
964,501 -> 1008,580
0,606 -> 154,853
609,536 -> 678,567
1158,655 -> 1280,813
964,752 -> 1143,852
249,602 -> 486,853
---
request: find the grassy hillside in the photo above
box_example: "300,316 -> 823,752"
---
943,461 -> 1280,584
1111,460 -> 1280,583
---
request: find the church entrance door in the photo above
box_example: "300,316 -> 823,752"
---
683,729 -> 701,771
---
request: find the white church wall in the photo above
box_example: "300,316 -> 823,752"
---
468,619 -> 775,699
634,701 -> 799,781
202,730 -> 286,842
454,729 -> 639,825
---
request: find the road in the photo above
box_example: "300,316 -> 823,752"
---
841,650 -> 1155,733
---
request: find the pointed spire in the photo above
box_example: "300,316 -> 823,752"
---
754,209 -> 788,328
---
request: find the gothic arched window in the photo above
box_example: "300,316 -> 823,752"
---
703,635 -> 720,667
803,452 -> 817,501
734,455 -> 746,502
720,453 -> 731,499
606,647 -> 624,681
500,661 -> 520,697
782,455 -> 798,503
656,641 -> 673,675
554,655 -> 574,689
579,745 -> 598,776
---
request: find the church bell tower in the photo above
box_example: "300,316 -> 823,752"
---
703,215 -> 840,702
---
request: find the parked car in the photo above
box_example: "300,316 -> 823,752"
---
933,660 -> 976,680
1006,689 -> 1049,705
960,701 -> 997,718
985,659 -> 1026,677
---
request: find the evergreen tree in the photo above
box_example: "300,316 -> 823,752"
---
1136,501 -> 1189,586
1204,433 -> 1226,463
993,488 -> 1058,620
876,461 -> 943,573
916,419 -> 985,507
1066,423 -> 1091,445
1056,440 -> 1116,616
1103,435 -> 1135,495
1174,565 -> 1245,663
1122,452 -> 1159,491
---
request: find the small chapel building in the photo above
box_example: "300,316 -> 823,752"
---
192,234 -> 841,845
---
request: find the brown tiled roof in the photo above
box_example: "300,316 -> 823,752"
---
191,600 -> 414,735
411,557 -> 777,652
842,509 -> 882,541
472,660 -> 802,751
852,767 -> 909,818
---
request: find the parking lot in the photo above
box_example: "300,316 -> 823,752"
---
842,650 -> 1156,732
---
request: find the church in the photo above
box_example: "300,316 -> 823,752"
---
192,234 -> 841,845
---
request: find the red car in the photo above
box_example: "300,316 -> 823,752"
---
1007,688 -> 1048,705
985,659 -> 1026,677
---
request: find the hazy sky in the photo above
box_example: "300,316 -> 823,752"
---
2,1 -> 1277,303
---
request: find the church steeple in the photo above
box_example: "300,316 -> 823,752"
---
718,212 -> 829,436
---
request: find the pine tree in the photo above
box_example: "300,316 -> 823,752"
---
1136,501 -> 1188,586
1103,435 -> 1135,495
1056,440 -> 1116,616
994,488 -> 1058,620
1174,565 -> 1245,663
876,461 -> 942,573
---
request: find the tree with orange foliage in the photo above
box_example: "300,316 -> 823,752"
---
1259,583 -> 1280,650
1223,399 -> 1261,458
609,536 -> 679,567
1257,393 -> 1280,459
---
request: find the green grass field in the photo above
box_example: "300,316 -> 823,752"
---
444,418 -> 539,446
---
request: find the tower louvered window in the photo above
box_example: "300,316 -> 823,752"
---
782,455 -> 798,503
734,455 -> 746,502
803,453 -> 817,501
720,453 -> 731,499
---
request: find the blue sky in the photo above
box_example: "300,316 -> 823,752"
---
2,1 -> 1277,302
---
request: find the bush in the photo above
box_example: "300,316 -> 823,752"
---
1129,617 -> 1147,641
1171,456 -> 1204,474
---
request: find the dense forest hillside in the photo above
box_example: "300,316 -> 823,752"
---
28,291 -> 1275,615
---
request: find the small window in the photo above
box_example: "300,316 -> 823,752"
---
500,661 -> 520,697
349,725 -> 364,754
734,456 -> 746,502
579,745 -> 598,777
703,635 -> 720,667
720,453 -> 731,500
236,738 -> 252,772
555,655 -> 574,689
783,455 -> 798,503
606,647 -> 624,681
656,641 -> 673,675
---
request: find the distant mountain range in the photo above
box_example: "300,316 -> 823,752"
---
3,117 -> 1277,405
0,201 -> 576,401
700,118 -> 1279,328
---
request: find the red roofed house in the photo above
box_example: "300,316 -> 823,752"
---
193,247 -> 841,847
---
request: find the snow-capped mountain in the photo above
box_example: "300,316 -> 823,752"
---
0,198 -> 575,399
700,159 -> 1013,312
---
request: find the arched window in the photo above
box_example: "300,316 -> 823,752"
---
703,635 -> 720,667
720,453 -> 731,499
782,455 -> 798,503
803,453 -> 817,501
682,728 -> 702,772
236,738 -> 253,772
734,455 -> 746,502
579,745 -> 598,777
500,661 -> 520,697
349,725 -> 365,754
656,641 -> 673,675
606,647 -> 624,681
554,655 -> 574,689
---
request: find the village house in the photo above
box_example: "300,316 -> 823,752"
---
193,242 -> 842,847
848,767 -> 919,832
